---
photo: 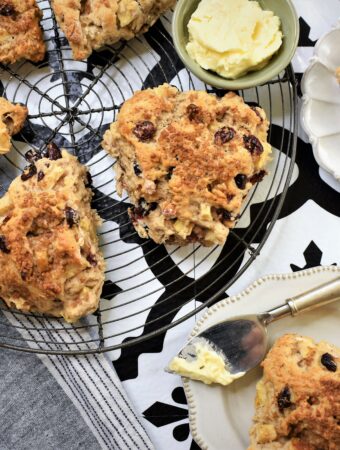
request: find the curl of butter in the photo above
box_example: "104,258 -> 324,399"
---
169,343 -> 245,386
186,0 -> 283,79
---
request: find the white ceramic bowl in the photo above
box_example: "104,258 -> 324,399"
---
301,21 -> 340,181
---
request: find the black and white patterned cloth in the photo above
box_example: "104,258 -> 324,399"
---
0,1 -> 339,449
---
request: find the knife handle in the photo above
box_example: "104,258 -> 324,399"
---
266,276 -> 340,324
287,276 -> 340,316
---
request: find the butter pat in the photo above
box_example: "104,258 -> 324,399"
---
168,342 -> 245,386
186,0 -> 283,79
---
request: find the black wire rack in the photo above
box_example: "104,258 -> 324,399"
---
0,1 -> 297,355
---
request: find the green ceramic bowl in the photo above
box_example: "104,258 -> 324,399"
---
172,0 -> 300,90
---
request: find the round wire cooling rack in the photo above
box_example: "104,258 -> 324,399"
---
0,1 -> 298,355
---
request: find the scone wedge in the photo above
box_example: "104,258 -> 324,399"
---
0,97 -> 27,154
0,145 -> 105,323
249,333 -> 340,450
102,84 -> 271,246
52,0 -> 175,60
0,0 -> 45,64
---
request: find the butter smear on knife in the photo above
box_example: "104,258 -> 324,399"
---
186,0 -> 283,79
168,342 -> 245,386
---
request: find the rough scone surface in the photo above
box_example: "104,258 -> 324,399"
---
249,333 -> 340,450
0,0 -> 45,64
336,67 -> 340,84
102,84 -> 271,246
0,147 -> 105,323
0,97 -> 27,154
52,0 -> 175,60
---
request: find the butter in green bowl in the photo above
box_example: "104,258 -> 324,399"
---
172,0 -> 300,90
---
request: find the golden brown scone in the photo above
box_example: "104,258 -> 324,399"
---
248,334 -> 340,450
51,0 -> 175,60
0,145 -> 105,323
102,84 -> 271,246
0,97 -> 27,154
0,0 -> 45,64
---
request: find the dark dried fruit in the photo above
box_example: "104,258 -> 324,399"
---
166,166 -> 175,180
37,171 -> 45,182
0,235 -> 10,253
227,194 -> 234,202
25,149 -> 42,163
249,170 -> 267,184
187,104 -> 202,122
133,121 -> 156,141
148,202 -> 157,212
130,199 -> 157,221
243,135 -> 263,156
214,127 -> 235,145
250,106 -> 263,121
86,254 -> 97,266
85,171 -> 92,188
65,207 -> 79,228
321,353 -> 337,372
47,142 -> 62,160
216,209 -> 232,221
278,386 -> 292,412
133,162 -> 142,176
0,4 -> 16,16
21,271 -> 28,281
21,164 -> 37,181
235,174 -> 248,190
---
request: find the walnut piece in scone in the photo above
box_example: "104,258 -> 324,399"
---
51,0 -> 175,60
0,97 -> 27,154
0,145 -> 105,323
0,0 -> 45,64
248,334 -> 340,450
102,84 -> 271,246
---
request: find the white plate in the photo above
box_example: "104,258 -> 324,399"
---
183,266 -> 340,450
301,21 -> 340,181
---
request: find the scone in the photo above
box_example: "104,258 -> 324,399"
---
0,0 -> 45,64
52,0 -> 175,60
0,97 -> 28,154
0,145 -> 105,323
102,84 -> 271,246
248,334 -> 340,450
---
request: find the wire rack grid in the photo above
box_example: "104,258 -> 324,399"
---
0,1 -> 298,355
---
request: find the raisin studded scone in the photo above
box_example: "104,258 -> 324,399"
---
102,84 -> 271,246
0,0 -> 45,64
248,334 -> 340,450
0,145 -> 105,323
52,0 -> 175,60
0,97 -> 27,154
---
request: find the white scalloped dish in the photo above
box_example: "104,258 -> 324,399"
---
301,23 -> 340,181
182,266 -> 340,450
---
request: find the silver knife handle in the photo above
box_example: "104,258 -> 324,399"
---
287,276 -> 340,316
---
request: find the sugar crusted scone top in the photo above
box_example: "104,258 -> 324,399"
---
0,149 -> 105,323
105,85 -> 271,218
249,333 -> 340,450
51,0 -> 175,59
0,97 -> 27,154
0,0 -> 45,64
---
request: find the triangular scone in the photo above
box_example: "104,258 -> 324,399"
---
51,0 -> 175,60
0,97 -> 27,154
0,0 -> 45,64
248,334 -> 340,450
0,145 -> 105,323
